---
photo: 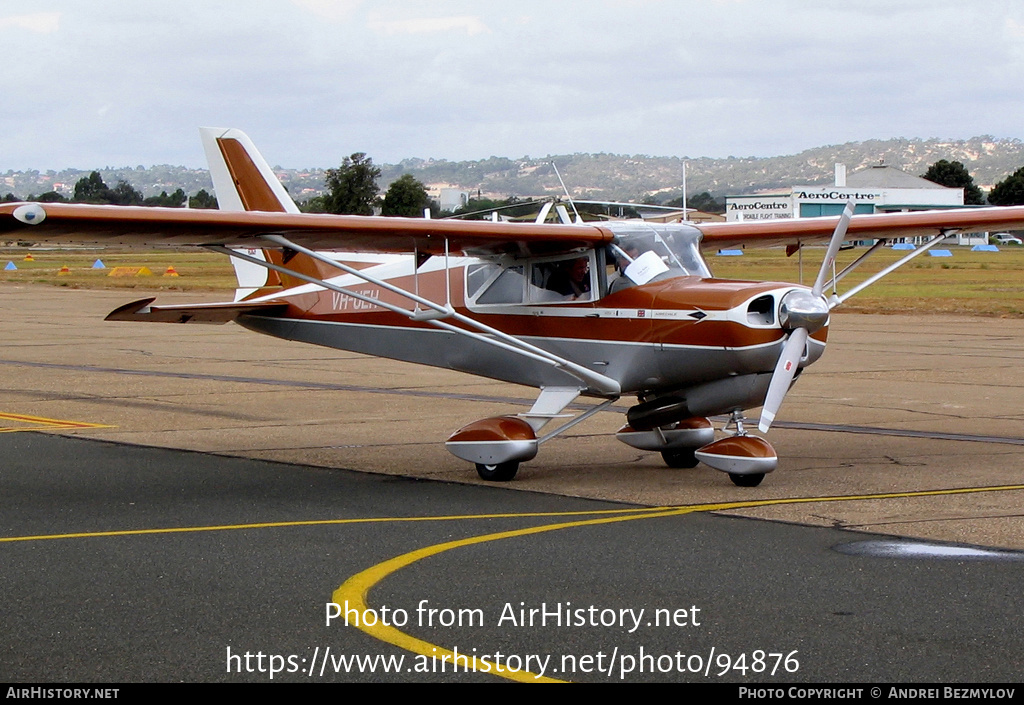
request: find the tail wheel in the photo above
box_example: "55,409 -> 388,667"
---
661,448 -> 699,468
729,472 -> 765,487
476,461 -> 519,481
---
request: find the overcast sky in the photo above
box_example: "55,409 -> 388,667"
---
3,1 -> 1023,170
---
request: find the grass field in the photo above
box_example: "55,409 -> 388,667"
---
2,244 -> 1023,316
0,249 -> 237,291
709,244 -> 1024,317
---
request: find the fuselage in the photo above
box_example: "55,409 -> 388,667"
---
235,223 -> 828,416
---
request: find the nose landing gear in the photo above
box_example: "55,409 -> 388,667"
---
694,411 -> 777,487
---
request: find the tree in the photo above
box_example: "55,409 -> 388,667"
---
143,188 -> 187,207
451,196 -> 537,220
921,160 -> 984,205
299,195 -> 328,213
987,166 -> 1024,206
322,153 -> 381,215
381,174 -> 433,217
189,189 -> 218,209
71,172 -> 142,205
35,191 -> 68,203
73,171 -> 113,203
687,191 -> 725,213
661,191 -> 724,213
109,180 -> 143,206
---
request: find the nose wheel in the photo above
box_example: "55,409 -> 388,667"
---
694,411 -> 777,486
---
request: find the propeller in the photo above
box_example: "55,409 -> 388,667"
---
758,200 -> 855,433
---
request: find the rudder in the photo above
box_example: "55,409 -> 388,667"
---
199,127 -> 297,299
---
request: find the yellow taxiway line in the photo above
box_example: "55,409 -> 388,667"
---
0,411 -> 111,433
0,506 -> 669,544
331,484 -> 1024,683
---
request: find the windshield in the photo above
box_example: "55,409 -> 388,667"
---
604,221 -> 710,289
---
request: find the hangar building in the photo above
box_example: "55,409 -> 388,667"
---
724,164 -> 983,245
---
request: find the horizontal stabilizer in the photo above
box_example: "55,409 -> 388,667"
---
105,297 -> 287,324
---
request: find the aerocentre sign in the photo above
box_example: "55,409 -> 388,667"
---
794,189 -> 879,201
726,196 -> 793,221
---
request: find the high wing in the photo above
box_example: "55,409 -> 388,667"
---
6,200 -> 1024,257
695,207 -> 1024,250
0,202 -> 612,258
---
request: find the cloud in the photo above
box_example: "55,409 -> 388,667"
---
291,0 -> 362,22
368,15 -> 490,36
0,12 -> 60,34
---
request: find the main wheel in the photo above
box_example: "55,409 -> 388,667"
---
661,448 -> 699,468
476,461 -> 519,481
729,472 -> 765,487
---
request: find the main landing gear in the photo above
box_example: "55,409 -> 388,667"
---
445,388 -> 621,484
447,415 -> 537,482
729,472 -> 765,488
475,461 -> 520,482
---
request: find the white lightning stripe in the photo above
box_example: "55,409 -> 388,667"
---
248,317 -> 817,353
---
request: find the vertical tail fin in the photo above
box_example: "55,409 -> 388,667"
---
200,127 -> 299,213
200,128 -> 298,299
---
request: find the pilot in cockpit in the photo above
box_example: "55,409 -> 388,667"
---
546,256 -> 591,299
608,243 -> 641,293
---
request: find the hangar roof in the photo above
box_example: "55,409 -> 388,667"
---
846,165 -> 949,189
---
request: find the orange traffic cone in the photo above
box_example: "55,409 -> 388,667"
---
163,266 -> 180,277
57,265 -> 71,276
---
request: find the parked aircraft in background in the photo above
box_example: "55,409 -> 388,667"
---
4,128 -> 1024,486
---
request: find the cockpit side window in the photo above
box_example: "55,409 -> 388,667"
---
605,222 -> 710,292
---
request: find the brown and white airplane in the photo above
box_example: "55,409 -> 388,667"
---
4,128 -> 1024,486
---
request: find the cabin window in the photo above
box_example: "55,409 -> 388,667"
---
467,263 -> 526,305
529,255 -> 594,303
466,252 -> 598,308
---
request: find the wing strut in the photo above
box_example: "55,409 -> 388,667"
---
833,233 -> 949,307
824,238 -> 888,293
209,240 -> 621,397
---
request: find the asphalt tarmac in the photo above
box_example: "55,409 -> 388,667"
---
1,284 -> 1023,682
3,432 -> 1023,683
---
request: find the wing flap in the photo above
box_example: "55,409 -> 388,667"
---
696,206 -> 1024,249
0,202 -> 613,257
105,297 -> 288,324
